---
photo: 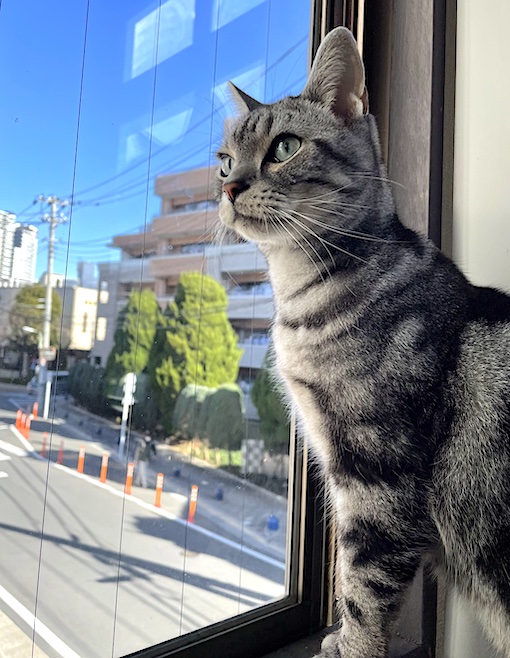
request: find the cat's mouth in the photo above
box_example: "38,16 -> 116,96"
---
219,202 -> 280,244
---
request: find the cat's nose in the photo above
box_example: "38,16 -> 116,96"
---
223,181 -> 247,203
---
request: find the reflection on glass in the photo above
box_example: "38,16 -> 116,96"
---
0,0 -> 310,656
129,0 -> 196,80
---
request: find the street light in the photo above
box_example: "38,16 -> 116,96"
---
22,325 -> 40,341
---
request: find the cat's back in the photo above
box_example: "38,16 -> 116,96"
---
456,285 -> 510,396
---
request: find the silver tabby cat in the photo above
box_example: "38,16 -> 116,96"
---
216,27 -> 510,658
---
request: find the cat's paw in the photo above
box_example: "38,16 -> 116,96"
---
312,631 -> 341,657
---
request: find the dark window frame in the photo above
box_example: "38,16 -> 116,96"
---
123,0 -> 456,655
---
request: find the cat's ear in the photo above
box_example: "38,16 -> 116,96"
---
228,81 -> 263,113
301,27 -> 368,122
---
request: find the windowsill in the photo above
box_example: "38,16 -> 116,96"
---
261,627 -> 425,658
261,630 -> 327,658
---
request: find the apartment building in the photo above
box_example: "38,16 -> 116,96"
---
92,167 -> 272,384
0,211 -> 38,286
11,224 -> 38,285
0,211 -> 16,283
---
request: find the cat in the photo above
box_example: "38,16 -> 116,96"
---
215,26 -> 510,658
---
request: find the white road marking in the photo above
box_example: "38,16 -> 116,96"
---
0,471 -> 8,478
9,426 -> 39,457
0,583 -> 81,658
0,453 -> 11,462
0,439 -> 28,457
53,463 -> 286,570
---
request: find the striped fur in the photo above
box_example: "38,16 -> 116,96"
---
216,27 -> 510,658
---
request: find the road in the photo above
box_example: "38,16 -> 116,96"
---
0,390 -> 288,657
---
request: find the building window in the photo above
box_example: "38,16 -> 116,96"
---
96,317 -> 107,342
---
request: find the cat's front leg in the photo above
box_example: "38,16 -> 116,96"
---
314,486 -> 430,658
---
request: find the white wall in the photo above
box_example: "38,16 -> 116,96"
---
452,0 -> 510,293
445,1 -> 510,657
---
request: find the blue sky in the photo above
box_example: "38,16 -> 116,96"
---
0,0 -> 310,281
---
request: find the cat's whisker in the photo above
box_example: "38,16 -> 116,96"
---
282,209 -> 368,267
296,209 -> 398,244
292,185 -> 357,202
302,198 -> 371,210
350,172 -> 406,189
283,208 -> 371,263
279,209 -> 336,273
272,210 -> 330,284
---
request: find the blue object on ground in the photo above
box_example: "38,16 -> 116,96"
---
267,514 -> 279,531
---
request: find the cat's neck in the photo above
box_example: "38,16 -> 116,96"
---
262,211 -> 425,309
262,241 -> 360,306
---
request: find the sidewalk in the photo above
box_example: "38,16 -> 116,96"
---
0,610 -> 49,658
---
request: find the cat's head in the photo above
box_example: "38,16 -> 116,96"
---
216,27 -> 384,250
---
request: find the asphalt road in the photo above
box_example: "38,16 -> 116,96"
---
0,391 -> 288,658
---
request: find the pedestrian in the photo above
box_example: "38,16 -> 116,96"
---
134,433 -> 151,488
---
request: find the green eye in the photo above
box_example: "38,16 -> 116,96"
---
220,155 -> 234,177
272,135 -> 301,162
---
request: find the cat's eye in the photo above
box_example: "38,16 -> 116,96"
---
219,155 -> 235,177
272,135 -> 301,162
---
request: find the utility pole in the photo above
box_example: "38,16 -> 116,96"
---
37,195 -> 68,418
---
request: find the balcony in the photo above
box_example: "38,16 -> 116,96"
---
238,342 -> 268,369
227,294 -> 274,320
205,242 -> 268,275
155,166 -> 216,207
117,259 -> 155,284
149,253 -> 205,279
151,209 -> 217,241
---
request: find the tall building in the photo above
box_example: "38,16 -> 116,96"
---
11,224 -> 38,285
0,213 -> 38,286
0,210 -> 16,284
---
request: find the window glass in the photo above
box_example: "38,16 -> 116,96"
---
0,1 -> 311,656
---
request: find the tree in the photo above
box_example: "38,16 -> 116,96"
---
205,384 -> 244,454
9,284 -> 63,346
148,272 -> 242,432
251,348 -> 291,451
146,303 -> 187,431
9,284 -> 63,376
172,384 -> 214,440
172,383 -> 244,461
68,361 -> 109,415
174,272 -> 242,387
105,289 -> 162,384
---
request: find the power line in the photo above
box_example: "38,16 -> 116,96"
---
60,35 -> 308,201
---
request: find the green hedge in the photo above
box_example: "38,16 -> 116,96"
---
173,383 -> 244,450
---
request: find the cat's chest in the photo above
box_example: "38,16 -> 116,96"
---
272,318 -> 370,397
272,320 -> 372,466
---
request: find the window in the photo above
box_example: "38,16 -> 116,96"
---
96,317 -> 107,342
0,1 -> 324,658
0,1 -> 459,656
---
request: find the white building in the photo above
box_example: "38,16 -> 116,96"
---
0,210 -> 16,284
11,224 -> 38,285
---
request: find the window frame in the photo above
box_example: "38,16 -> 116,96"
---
122,0 -> 458,655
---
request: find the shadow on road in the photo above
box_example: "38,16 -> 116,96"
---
0,519 -> 280,612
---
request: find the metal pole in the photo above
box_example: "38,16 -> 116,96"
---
37,195 -> 67,419
42,200 -> 56,350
